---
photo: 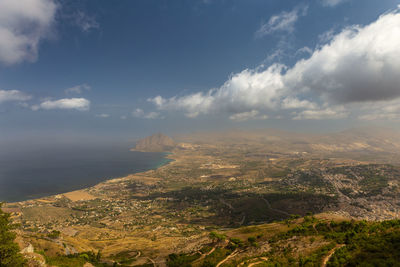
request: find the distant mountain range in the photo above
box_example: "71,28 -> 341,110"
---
133,133 -> 175,152
176,127 -> 400,152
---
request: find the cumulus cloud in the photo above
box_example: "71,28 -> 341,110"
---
284,10 -> 400,104
32,98 -> 90,111
149,7 -> 400,121
132,108 -> 162,119
0,0 -> 57,65
256,5 -> 308,37
65,84 -> 91,94
0,90 -> 32,103
149,64 -> 286,118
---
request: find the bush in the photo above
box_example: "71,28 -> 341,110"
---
47,230 -> 61,239
229,237 -> 244,248
209,231 -> 226,242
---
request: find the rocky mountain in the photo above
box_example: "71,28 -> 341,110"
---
133,133 -> 175,152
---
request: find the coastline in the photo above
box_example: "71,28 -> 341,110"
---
7,150 -> 176,204
153,152 -> 175,169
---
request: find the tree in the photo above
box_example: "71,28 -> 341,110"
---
0,203 -> 26,266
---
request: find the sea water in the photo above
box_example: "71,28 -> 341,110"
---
0,142 -> 171,202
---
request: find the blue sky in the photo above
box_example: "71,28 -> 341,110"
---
1,0 -> 400,141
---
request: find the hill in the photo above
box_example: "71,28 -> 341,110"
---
133,133 -> 175,152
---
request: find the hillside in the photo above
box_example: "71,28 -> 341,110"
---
9,213 -> 400,266
133,133 -> 175,152
175,127 -> 400,164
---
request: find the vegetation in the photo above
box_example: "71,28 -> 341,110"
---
327,221 -> 400,266
209,231 -> 226,242
39,250 -> 110,267
0,203 -> 26,266
158,217 -> 400,266
166,253 -> 201,267
359,173 -> 388,196
47,230 -> 61,239
110,250 -> 138,265
265,217 -> 400,266
202,248 -> 232,267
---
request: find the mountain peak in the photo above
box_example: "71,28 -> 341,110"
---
133,133 -> 175,152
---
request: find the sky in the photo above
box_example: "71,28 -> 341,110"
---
1,0 -> 400,143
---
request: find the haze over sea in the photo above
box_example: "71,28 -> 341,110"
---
0,140 -> 170,203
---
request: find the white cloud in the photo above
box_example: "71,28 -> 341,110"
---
318,29 -> 336,44
65,84 -> 91,94
32,98 -> 90,111
265,48 -> 285,63
145,112 -> 162,119
71,11 -> 99,32
0,90 -> 32,103
120,115 -> 127,120
96,113 -> 110,118
358,99 -> 400,121
321,0 -> 347,7
229,110 -> 268,121
293,106 -> 348,120
0,0 -> 57,65
281,97 -> 317,110
132,108 -> 162,119
284,9 -> 400,104
149,7 -> 400,121
256,5 -> 308,37
358,113 -> 399,121
295,46 -> 313,56
132,108 -> 145,117
149,64 -> 286,118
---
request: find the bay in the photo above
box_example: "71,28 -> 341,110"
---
0,142 -> 170,202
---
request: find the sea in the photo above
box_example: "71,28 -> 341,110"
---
0,142 -> 171,202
